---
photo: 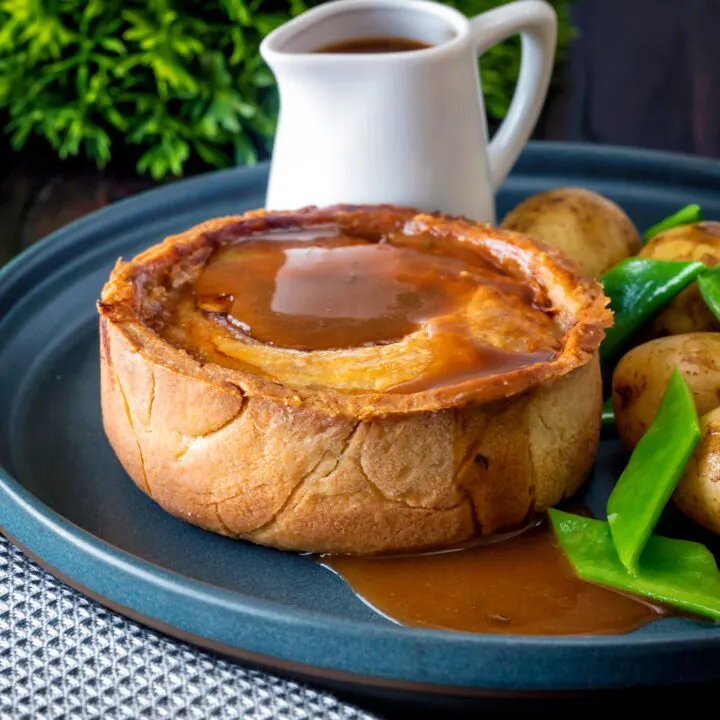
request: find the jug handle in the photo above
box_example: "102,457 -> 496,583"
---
470,0 -> 557,190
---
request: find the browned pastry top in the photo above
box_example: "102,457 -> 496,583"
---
98,205 -> 612,418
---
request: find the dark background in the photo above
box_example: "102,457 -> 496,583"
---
2,0 -> 720,261
540,0 -> 720,157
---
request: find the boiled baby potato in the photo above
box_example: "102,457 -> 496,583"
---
613,333 -> 720,448
500,187 -> 641,277
674,406 -> 720,535
637,221 -> 720,335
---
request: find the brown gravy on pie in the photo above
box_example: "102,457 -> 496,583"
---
193,228 -> 559,390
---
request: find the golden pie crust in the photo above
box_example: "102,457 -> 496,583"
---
98,205 -> 611,554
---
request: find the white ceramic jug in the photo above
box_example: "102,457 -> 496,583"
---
261,0 -> 556,223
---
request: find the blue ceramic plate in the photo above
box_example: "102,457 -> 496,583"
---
1,142 -> 720,696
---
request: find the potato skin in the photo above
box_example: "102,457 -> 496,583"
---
674,406 -> 720,535
637,221 -> 720,336
613,333 -> 720,448
500,187 -> 641,277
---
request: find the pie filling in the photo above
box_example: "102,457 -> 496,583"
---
153,225 -> 564,393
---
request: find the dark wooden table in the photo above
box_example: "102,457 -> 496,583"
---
2,0 -> 720,262
539,0 -> 720,155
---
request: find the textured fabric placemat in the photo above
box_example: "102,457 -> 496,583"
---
0,535 -> 379,720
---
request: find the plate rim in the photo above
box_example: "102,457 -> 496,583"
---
2,141 -> 720,694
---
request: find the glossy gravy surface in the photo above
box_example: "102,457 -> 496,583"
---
321,521 -> 665,635
314,36 -> 432,53
192,228 -> 558,390
196,233 -> 482,351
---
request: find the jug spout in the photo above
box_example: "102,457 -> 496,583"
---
260,0 -> 461,62
261,34 -> 373,95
